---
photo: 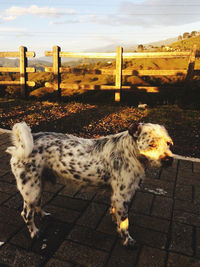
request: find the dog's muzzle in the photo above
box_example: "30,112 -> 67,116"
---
161,156 -> 173,167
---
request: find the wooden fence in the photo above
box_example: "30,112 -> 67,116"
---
0,45 -> 199,101
0,46 -> 35,97
45,44 -> 198,101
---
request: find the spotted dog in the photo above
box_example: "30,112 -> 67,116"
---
6,122 -> 173,247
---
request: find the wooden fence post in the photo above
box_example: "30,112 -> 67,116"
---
186,44 -> 196,81
53,45 -> 61,99
19,46 -> 27,98
115,46 -> 123,102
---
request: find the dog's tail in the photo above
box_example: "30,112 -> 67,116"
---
6,122 -> 34,159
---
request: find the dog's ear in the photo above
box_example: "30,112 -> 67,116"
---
128,122 -> 141,139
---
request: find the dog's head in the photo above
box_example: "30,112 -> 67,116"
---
129,122 -> 173,168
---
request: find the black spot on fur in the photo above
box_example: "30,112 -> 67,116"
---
121,216 -> 127,221
74,174 -> 80,179
94,138 -> 108,152
32,149 -> 38,155
120,185 -> 125,191
113,158 -> 122,170
123,201 -> 129,211
112,136 -> 121,143
38,146 -> 43,154
83,178 -> 91,183
102,173 -> 110,182
20,172 -> 25,179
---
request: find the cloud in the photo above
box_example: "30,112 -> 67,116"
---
0,26 -> 26,33
51,0 -> 200,28
50,18 -> 86,25
3,5 -> 75,20
119,0 -> 200,26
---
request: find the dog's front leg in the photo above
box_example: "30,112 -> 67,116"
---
111,192 -> 136,248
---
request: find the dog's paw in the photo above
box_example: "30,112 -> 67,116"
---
123,237 -> 139,249
41,211 -> 51,218
30,228 -> 39,239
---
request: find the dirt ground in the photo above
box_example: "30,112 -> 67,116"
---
0,99 -> 200,158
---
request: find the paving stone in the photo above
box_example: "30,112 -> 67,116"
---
45,258 -> 73,267
0,192 -> 10,205
160,165 -> 177,182
0,156 -> 11,176
169,222 -> 193,256
167,252 -> 199,267
0,181 -> 17,195
3,192 -> 23,210
97,210 -> 118,236
173,210 -> 200,227
0,243 -> 43,267
174,199 -> 200,215
50,195 -> 88,212
151,196 -> 173,220
93,189 -> 111,205
179,160 -> 193,171
0,168 -> 9,178
193,162 -> 200,173
132,213 -> 170,233
195,227 -> 200,258
177,171 -> 200,186
142,178 -> 174,198
54,240 -> 108,267
44,204 -> 80,224
0,206 -> 24,227
41,192 -> 56,206
0,222 -> 19,242
43,183 -> 64,194
58,180 -> 80,197
107,239 -> 138,267
137,245 -> 166,267
194,186 -> 200,202
31,219 -> 72,258
67,224 -> 115,252
133,225 -> 167,249
130,191 -> 153,215
74,185 -> 97,200
10,227 -> 33,250
0,172 -> 15,184
77,202 -> 107,229
175,184 -> 193,201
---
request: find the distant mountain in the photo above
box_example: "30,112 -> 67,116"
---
145,37 -> 178,48
0,58 -> 19,67
0,58 -> 51,71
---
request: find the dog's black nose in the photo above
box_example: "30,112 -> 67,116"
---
161,156 -> 173,167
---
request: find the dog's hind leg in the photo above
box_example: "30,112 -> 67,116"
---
21,202 -> 39,238
35,198 -> 51,218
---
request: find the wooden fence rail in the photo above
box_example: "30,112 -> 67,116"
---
0,46 -> 35,97
0,45 -> 199,101
45,44 -> 198,101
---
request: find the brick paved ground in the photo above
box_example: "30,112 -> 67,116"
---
0,130 -> 200,267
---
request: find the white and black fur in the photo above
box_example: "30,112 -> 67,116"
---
6,122 -> 173,247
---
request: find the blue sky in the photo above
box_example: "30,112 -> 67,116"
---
1,0 -> 200,57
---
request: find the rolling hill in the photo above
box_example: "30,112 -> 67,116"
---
170,35 -> 200,50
